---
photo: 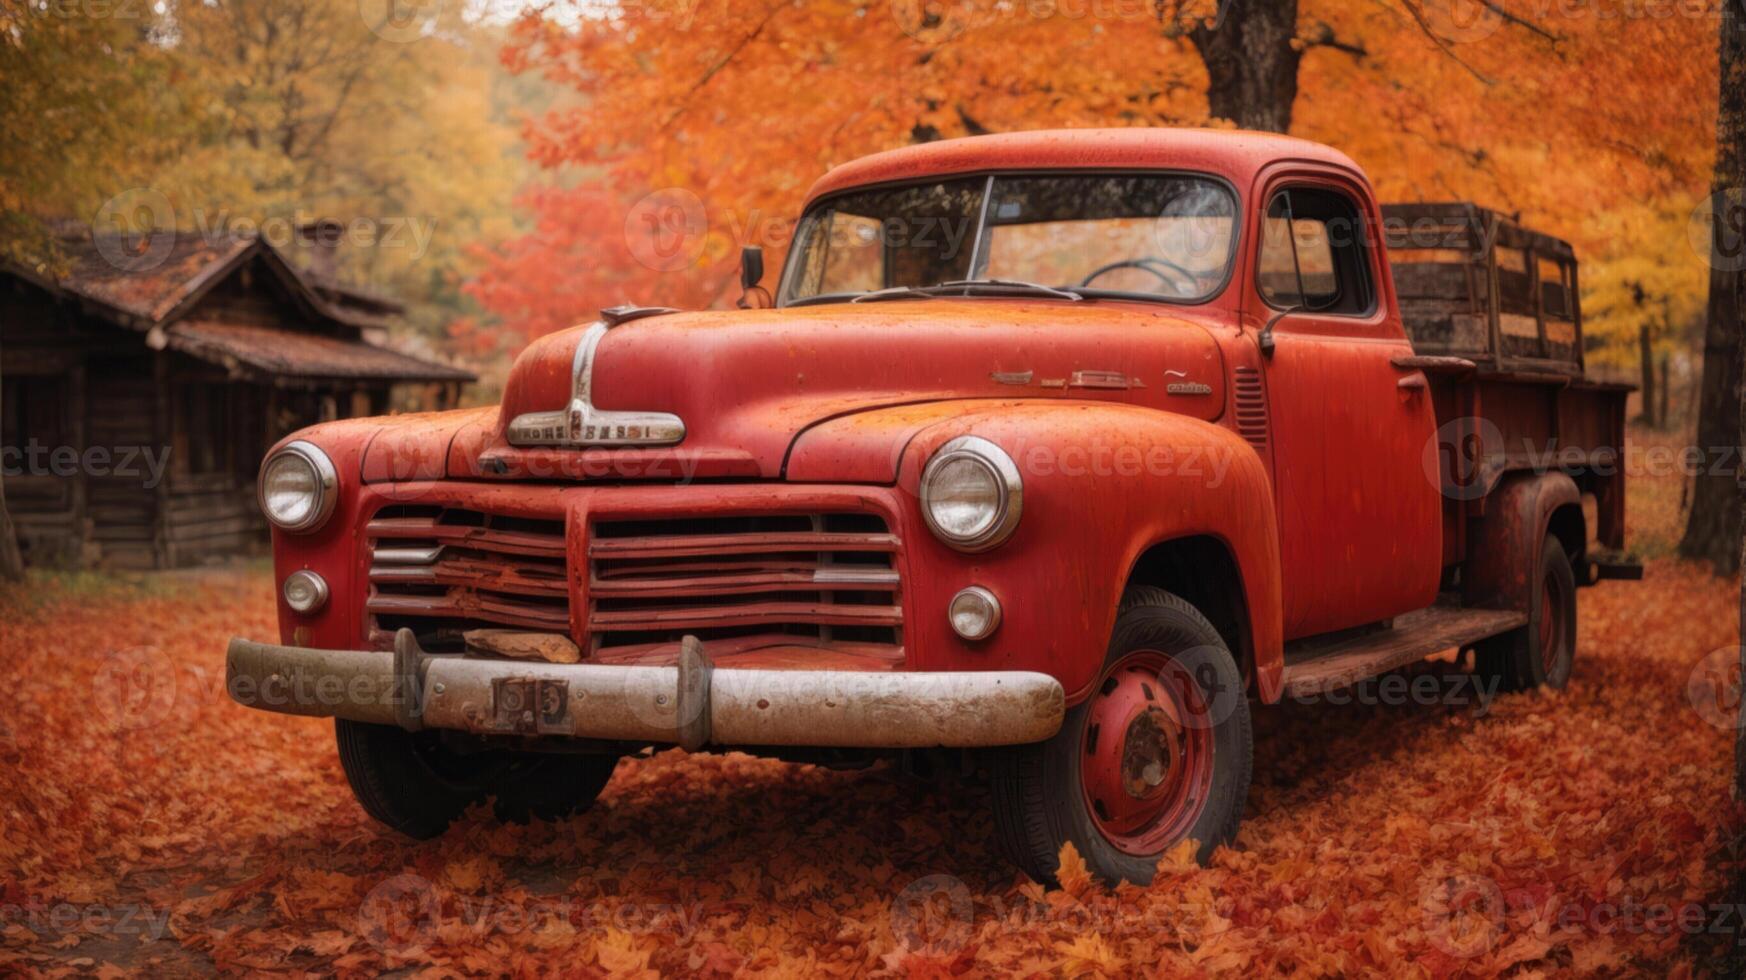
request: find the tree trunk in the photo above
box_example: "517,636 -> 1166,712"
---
1719,0 -> 1745,812
1189,0 -> 1301,133
1639,324 -> 1657,427
1683,0 -> 1745,576
1659,355 -> 1670,428
0,374 -> 22,582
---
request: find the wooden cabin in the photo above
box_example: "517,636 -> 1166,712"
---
1,230 -> 474,569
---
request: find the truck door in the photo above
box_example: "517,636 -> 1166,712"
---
1247,175 -> 1442,639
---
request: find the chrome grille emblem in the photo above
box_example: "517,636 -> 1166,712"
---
505,320 -> 686,448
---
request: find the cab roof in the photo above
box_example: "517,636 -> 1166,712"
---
803,128 -> 1365,204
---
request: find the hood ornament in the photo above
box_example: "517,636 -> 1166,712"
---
505,320 -> 686,448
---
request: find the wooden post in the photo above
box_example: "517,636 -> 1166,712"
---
0,372 -> 22,581
152,351 -> 172,569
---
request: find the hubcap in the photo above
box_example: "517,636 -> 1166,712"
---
1080,650 -> 1214,855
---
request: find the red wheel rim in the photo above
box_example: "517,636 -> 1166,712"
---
1539,574 -> 1565,676
1079,650 -> 1215,856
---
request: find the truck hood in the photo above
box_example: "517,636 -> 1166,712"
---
458,300 -> 1228,483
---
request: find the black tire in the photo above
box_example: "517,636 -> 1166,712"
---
490,753 -> 619,825
989,587 -> 1252,886
337,720 -> 621,837
1475,534 -> 1577,693
335,719 -> 495,839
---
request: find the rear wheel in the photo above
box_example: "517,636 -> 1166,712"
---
1475,534 -> 1577,692
336,720 -> 619,838
989,588 -> 1251,886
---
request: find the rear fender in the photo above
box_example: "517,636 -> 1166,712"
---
1462,470 -> 1581,612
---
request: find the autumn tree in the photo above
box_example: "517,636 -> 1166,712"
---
1683,0 -> 1744,576
472,0 -> 1713,360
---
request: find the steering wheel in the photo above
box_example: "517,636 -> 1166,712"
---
1080,257 -> 1200,295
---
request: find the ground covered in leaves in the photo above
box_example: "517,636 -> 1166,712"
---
1,531 -> 1741,974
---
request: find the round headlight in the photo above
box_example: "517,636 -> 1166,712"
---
259,440 -> 337,533
920,436 -> 1022,552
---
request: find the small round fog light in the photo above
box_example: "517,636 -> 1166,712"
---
283,570 -> 329,614
948,586 -> 1002,641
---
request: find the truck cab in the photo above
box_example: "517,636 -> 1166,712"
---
227,129 -> 1633,885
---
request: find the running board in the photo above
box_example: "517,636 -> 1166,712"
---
1279,606 -> 1527,698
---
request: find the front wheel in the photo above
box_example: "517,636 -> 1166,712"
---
336,720 -> 619,838
988,588 -> 1252,886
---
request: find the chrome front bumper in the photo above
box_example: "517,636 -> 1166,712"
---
225,630 -> 1065,749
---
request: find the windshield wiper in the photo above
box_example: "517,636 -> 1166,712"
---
849,279 -> 1085,304
848,285 -> 939,303
933,279 -> 1085,300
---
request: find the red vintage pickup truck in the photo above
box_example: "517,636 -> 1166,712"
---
228,129 -> 1637,885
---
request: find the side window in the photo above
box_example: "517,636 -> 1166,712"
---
1256,186 -> 1374,316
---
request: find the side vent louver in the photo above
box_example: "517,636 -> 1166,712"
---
1233,366 -> 1269,450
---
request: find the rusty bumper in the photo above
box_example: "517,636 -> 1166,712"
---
224,631 -> 1064,749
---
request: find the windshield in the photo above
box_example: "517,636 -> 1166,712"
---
780,172 -> 1237,306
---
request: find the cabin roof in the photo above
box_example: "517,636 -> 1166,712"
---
3,230 -> 474,384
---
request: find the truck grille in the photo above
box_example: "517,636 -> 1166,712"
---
587,513 -> 902,652
366,506 -> 569,643
365,505 -> 904,656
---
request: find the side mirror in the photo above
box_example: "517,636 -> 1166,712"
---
737,246 -> 772,309
1257,305 -> 1300,358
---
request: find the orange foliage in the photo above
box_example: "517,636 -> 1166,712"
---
466,0 -> 1718,346
0,556 -> 1737,974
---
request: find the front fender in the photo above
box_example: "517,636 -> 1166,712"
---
811,401 -> 1284,704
